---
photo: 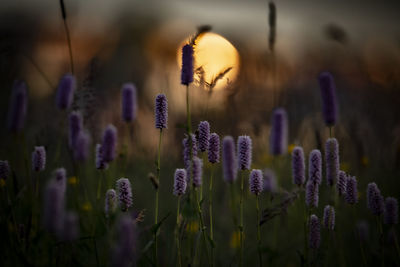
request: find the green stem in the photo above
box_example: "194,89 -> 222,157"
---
352,206 -> 367,266
239,171 -> 245,267
186,85 -> 191,134
195,188 -> 210,265
256,195 -> 262,267
329,126 -> 332,138
303,196 -> 309,265
176,196 -> 182,267
393,228 -> 400,262
154,129 -> 163,266
61,12 -> 74,74
377,216 -> 385,267
209,166 -> 215,265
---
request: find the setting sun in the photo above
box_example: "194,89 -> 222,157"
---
178,32 -> 240,91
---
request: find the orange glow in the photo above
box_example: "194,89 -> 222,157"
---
178,32 -> 240,90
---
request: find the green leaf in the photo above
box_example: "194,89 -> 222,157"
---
151,212 -> 171,234
142,240 -> 154,254
207,235 -> 216,248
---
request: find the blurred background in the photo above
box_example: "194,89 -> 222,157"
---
1,0 -> 400,265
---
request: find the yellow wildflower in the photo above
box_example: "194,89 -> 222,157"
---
82,201 -> 92,211
68,176 -> 78,185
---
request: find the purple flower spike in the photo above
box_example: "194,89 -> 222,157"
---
318,71 -> 338,126
116,178 -> 133,212
197,121 -> 210,152
223,136 -> 237,183
111,215 -> 137,267
306,180 -> 319,208
325,138 -> 339,186
309,214 -> 321,249
105,189 -> 117,218
367,183 -> 384,216
32,146 -> 46,172
263,168 -> 278,193
95,144 -> 108,170
121,83 -> 137,122
173,169 -> 187,196
181,44 -> 194,85
249,169 -> 263,195
155,94 -> 168,129
237,135 -> 252,170
56,74 -> 76,110
53,168 -> 67,194
74,131 -> 91,162
62,211 -> 79,241
43,181 -> 65,234
309,149 -> 322,185
345,176 -> 358,204
68,111 -> 83,149
0,160 -> 10,180
292,146 -> 305,186
191,157 -> 203,188
270,108 -> 288,155
102,124 -> 117,163
183,134 -> 197,171
7,80 -> 28,132
208,133 -> 220,164
323,205 -> 335,230
384,197 -> 398,225
336,170 -> 347,196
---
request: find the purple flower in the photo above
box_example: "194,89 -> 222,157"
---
173,169 -> 187,196
263,168 -> 278,193
357,221 -> 369,242
336,170 -> 347,196
121,83 -> 137,122
0,160 -> 10,180
270,108 -> 288,155
309,149 -> 322,185
367,183 -> 384,216
95,144 -> 108,170
53,168 -> 67,194
102,124 -> 117,163
384,197 -> 398,225
323,205 -> 335,230
181,44 -> 194,85
105,189 -> 117,218
73,131 -> 91,162
116,178 -> 133,211
155,94 -> 168,129
292,146 -> 305,186
345,176 -> 358,204
111,215 -> 137,267
318,71 -> 338,126
309,214 -> 321,249
249,169 -> 263,195
61,211 -> 79,241
68,111 -> 83,149
325,138 -> 339,186
56,74 -> 76,110
306,180 -> 319,208
237,135 -> 252,170
191,156 -> 203,188
197,121 -> 210,152
183,134 -> 197,171
208,133 -> 220,164
223,136 -> 237,183
43,180 -> 65,234
32,146 -> 46,172
7,80 -> 28,132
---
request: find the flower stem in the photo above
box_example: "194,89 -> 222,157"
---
256,195 -> 262,266
175,196 -> 182,267
154,129 -> 163,266
209,165 -> 215,266
239,171 -> 245,267
195,188 -> 210,265
186,85 -> 191,134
